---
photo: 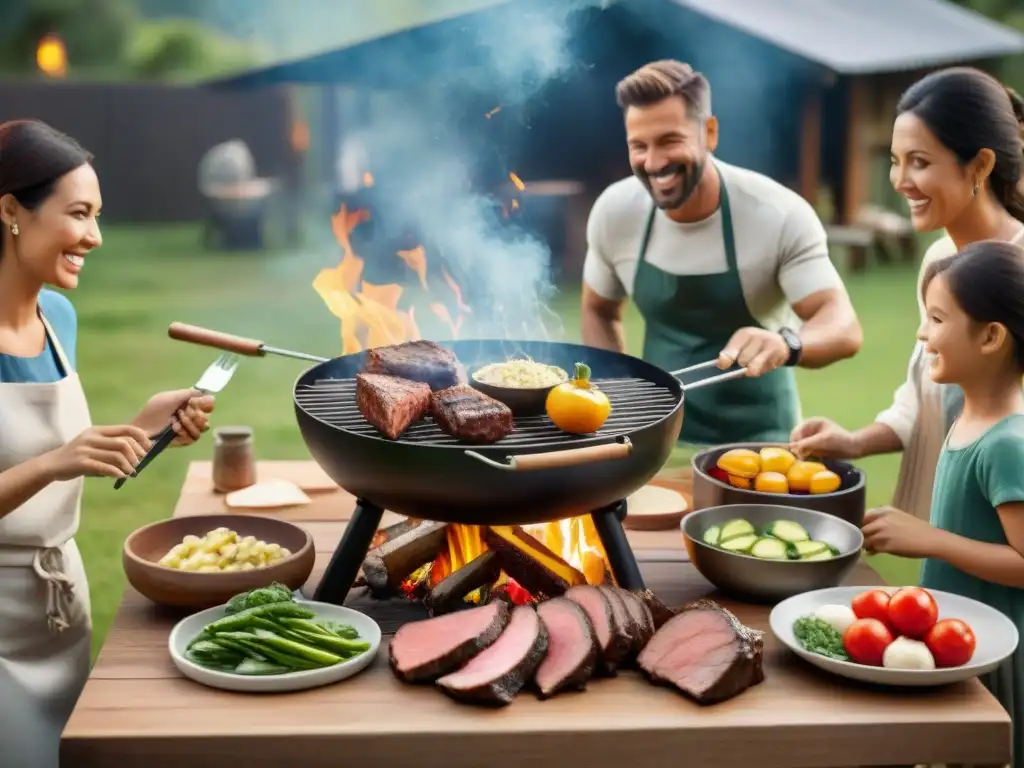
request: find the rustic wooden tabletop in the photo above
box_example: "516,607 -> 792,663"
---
60,461 -> 1012,768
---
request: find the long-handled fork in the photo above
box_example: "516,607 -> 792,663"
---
114,353 -> 241,490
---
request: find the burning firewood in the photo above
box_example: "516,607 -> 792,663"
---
426,550 -> 502,616
370,518 -> 423,550
363,521 -> 450,596
484,526 -> 586,598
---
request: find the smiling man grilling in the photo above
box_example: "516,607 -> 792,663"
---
581,60 -> 863,446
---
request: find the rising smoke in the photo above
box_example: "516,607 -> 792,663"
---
205,0 -> 612,342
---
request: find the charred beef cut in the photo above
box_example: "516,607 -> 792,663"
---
534,598 -> 599,698
390,600 -> 510,683
435,605 -> 549,706
618,588 -> 655,652
637,599 -> 765,705
564,585 -> 631,675
634,588 -> 677,631
355,373 -> 431,440
363,340 -> 461,391
430,385 -> 514,444
597,585 -> 643,660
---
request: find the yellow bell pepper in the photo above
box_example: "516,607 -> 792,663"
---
545,362 -> 612,434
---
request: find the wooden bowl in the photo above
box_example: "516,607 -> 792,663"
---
123,514 -> 316,609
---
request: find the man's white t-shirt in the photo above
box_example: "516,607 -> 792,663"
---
582,158 -> 844,332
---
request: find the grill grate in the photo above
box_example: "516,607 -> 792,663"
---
296,377 -> 678,447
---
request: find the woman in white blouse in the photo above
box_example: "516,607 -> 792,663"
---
790,66 -> 1024,521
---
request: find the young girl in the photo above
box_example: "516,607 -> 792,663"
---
862,239 -> 1024,768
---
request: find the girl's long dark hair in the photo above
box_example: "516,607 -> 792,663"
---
923,240 -> 1024,370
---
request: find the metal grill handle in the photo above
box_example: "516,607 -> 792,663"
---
465,436 -> 632,471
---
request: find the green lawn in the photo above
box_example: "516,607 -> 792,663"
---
71,224 -> 931,660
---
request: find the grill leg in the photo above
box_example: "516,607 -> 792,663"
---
313,499 -> 384,605
591,500 -> 645,590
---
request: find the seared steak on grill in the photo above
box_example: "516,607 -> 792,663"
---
389,601 -> 510,683
534,597 -> 599,698
637,599 -> 765,705
435,605 -> 548,706
363,340 -> 461,391
355,373 -> 432,440
430,385 -> 514,444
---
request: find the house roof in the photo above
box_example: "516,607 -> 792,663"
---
208,0 -> 1024,87
671,0 -> 1024,74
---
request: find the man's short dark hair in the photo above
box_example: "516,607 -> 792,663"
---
615,59 -> 711,119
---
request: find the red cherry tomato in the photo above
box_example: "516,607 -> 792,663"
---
887,587 -> 939,638
843,618 -> 894,666
708,467 -> 730,483
924,619 -> 977,668
851,589 -> 891,625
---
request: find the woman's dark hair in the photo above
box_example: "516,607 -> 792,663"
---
897,67 -> 1024,221
922,240 -> 1024,370
0,119 -> 92,257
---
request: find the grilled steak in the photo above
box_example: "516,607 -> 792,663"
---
430,385 -> 514,444
435,605 -> 548,706
638,599 -> 765,705
565,584 -> 631,675
534,597 -> 599,698
363,340 -> 461,391
389,601 -> 510,683
355,373 -> 431,440
598,585 -> 643,661
618,588 -> 655,652
634,588 -> 677,630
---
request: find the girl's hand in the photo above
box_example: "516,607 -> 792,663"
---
47,425 -> 152,480
789,417 -> 860,460
861,506 -> 943,559
132,389 -> 216,447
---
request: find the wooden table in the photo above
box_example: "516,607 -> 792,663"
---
62,462 -> 1012,768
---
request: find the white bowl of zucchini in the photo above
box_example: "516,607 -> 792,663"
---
681,503 -> 864,603
168,583 -> 382,693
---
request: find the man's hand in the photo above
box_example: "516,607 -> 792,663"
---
717,327 -> 790,377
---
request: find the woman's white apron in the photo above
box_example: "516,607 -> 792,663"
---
0,313 -> 92,767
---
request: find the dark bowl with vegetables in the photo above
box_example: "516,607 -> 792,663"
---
468,358 -> 570,416
691,443 -> 867,527
681,503 -> 864,603
123,514 -> 316,609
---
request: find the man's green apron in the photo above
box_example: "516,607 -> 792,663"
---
632,166 -> 800,447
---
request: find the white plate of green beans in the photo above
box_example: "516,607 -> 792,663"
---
168,584 -> 381,693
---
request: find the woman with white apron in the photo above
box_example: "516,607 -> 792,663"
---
0,119 -> 215,767
791,67 -> 1024,523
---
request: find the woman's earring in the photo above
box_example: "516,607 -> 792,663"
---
10,221 -> 19,236
972,182 -> 980,197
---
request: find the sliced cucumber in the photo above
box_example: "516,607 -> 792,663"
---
702,525 -> 721,546
749,537 -> 789,560
802,549 -> 835,562
790,540 -> 829,558
718,533 -> 757,553
719,518 -> 756,541
765,520 -> 810,544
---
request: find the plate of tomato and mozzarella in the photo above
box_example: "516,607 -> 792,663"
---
769,586 -> 1019,686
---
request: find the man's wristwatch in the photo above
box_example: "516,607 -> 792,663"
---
779,327 -> 803,367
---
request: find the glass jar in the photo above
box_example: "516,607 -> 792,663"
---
212,426 -> 256,493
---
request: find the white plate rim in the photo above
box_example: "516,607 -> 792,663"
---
168,598 -> 382,690
770,585 -> 1019,678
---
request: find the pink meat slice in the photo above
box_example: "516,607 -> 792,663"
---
565,585 -> 612,655
637,608 -> 712,670
436,606 -> 541,689
534,598 -> 597,695
390,602 -> 504,675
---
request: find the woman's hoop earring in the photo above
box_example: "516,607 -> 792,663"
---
10,222 -> 19,236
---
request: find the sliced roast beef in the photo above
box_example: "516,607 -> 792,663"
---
389,600 -> 510,683
565,585 -> 630,675
633,588 -> 677,630
435,605 -> 548,706
534,597 -> 599,698
638,599 -> 765,705
612,586 -> 655,655
430,385 -> 514,444
597,585 -> 642,659
363,340 -> 461,391
355,373 -> 432,440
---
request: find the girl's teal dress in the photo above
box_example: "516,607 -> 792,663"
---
922,412 -> 1024,768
